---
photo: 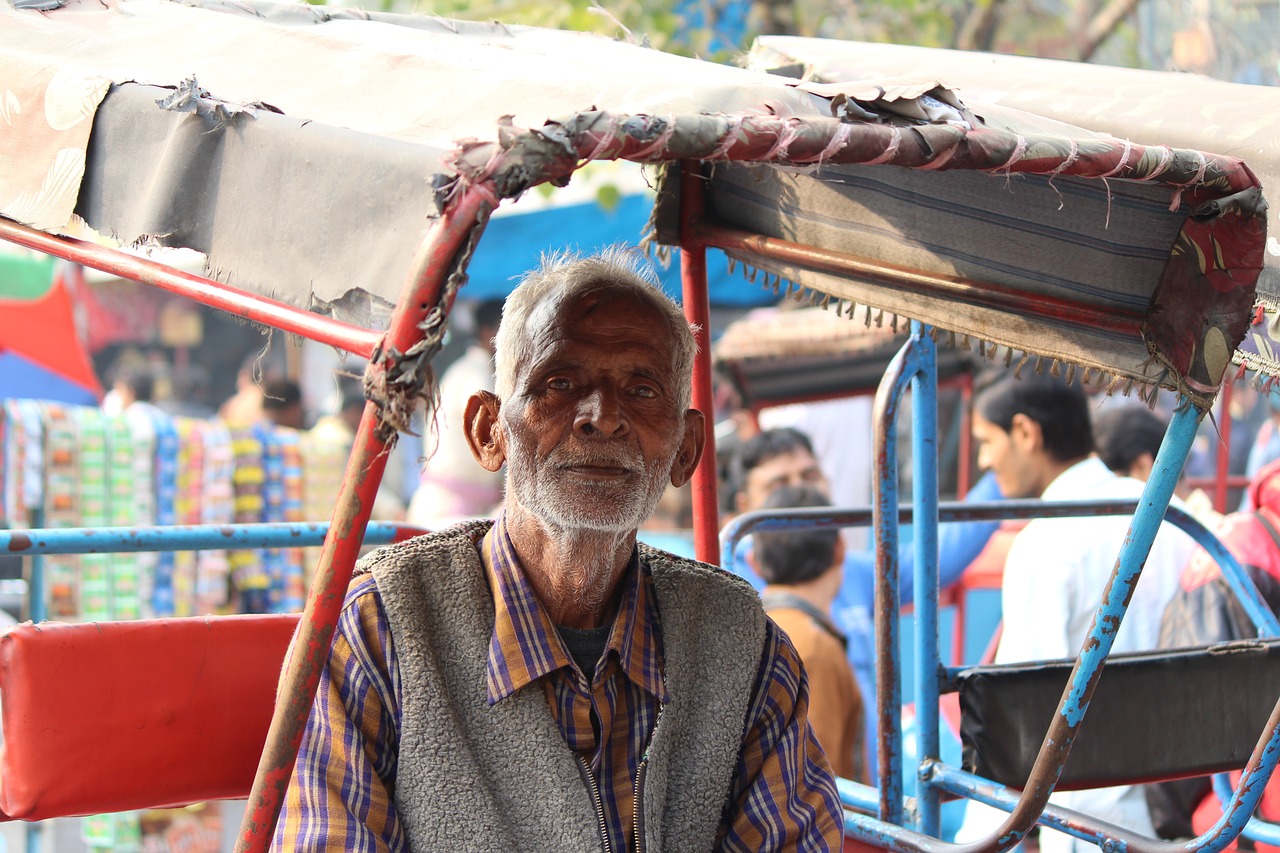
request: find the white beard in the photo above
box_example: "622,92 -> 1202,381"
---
502,425 -> 674,535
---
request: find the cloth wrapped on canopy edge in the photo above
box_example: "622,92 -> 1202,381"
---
636,134 -> 1262,406
747,37 -> 1280,299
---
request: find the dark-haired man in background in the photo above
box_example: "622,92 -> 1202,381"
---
751,484 -> 866,783
957,373 -> 1194,851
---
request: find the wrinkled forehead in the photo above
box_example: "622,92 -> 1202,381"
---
521,287 -> 666,351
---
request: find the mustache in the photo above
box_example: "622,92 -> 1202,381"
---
549,443 -> 643,471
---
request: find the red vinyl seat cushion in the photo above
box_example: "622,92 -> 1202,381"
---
0,614 -> 299,821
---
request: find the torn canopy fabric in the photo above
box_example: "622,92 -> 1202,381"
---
745,36 -> 1280,386
0,0 -> 1270,403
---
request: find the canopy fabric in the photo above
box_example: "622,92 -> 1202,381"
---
0,0 -> 1270,403
746,37 -> 1280,385
748,37 -> 1280,298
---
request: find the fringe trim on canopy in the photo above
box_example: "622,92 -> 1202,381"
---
730,256 -> 1172,407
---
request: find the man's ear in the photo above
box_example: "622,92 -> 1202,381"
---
670,408 -> 707,488
1009,412 -> 1043,452
464,391 -> 506,472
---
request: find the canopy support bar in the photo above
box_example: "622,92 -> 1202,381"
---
688,220 -> 1144,337
233,186 -> 495,853
679,162 -> 720,565
0,217 -> 382,359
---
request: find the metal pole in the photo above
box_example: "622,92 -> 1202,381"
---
909,322 -> 942,836
26,509 -> 45,622
0,522 -> 415,555
0,218 -> 381,358
679,161 -> 720,565
234,187 -> 494,853
691,221 -> 1144,337
25,509 -> 44,853
872,340 -> 915,824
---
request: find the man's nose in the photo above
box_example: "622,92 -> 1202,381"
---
575,387 -> 628,437
976,445 -> 992,471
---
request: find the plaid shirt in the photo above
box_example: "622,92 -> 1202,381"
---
273,516 -> 841,851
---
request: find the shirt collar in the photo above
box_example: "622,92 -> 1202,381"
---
1040,455 -> 1114,501
483,514 -> 667,705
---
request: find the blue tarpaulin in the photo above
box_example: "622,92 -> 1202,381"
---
463,194 -> 774,307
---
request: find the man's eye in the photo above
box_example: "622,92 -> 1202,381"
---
633,385 -> 658,399
547,377 -> 573,391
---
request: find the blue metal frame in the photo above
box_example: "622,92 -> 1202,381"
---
910,323 -> 942,836
0,522 -> 416,556
724,499 -> 1278,641
720,331 -> 1280,852
871,325 -> 916,825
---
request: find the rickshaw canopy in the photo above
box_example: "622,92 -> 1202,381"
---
0,0 -> 1270,405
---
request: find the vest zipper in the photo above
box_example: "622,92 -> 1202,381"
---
632,758 -> 649,853
577,754 -> 613,853
633,704 -> 664,853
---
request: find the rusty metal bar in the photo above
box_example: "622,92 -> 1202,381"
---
872,336 -> 915,823
233,187 -> 494,853
0,521 -> 421,555
0,217 -> 381,358
690,220 -> 1144,338
679,162 -> 721,565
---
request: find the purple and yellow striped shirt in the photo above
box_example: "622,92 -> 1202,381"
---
273,517 -> 842,851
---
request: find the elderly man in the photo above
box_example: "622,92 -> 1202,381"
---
273,250 -> 841,852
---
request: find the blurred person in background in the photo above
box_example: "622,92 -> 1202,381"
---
218,354 -> 271,426
308,375 -> 406,521
751,483 -> 867,782
1093,404 -> 1220,528
1146,456 -> 1280,843
261,377 -> 305,430
103,362 -> 157,417
724,426 -> 1003,783
407,299 -> 505,526
958,373 -> 1195,851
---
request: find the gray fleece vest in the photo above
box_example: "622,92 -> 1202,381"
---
364,521 -> 768,852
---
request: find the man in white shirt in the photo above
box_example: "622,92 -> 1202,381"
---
956,373 -> 1194,852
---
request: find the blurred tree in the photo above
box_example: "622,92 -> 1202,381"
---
323,0 -> 1272,86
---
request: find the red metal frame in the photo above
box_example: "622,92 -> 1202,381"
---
679,162 -> 722,566
233,186 -> 495,853
0,218 -> 381,359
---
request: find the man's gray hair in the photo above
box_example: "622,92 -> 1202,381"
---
494,247 -> 698,410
